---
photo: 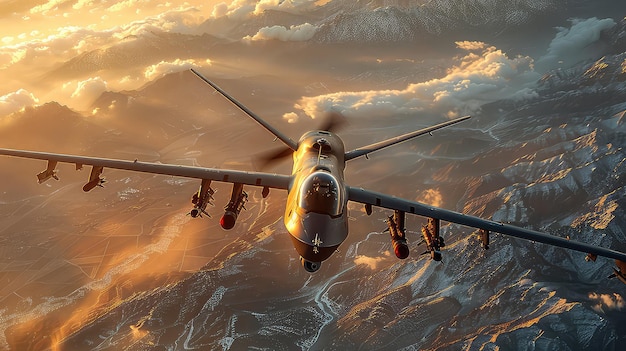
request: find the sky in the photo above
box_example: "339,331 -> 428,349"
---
0,0 -> 347,118
0,1 -> 619,125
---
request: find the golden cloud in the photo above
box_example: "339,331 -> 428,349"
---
295,42 -> 540,119
588,292 -> 625,313
144,59 -> 209,80
244,23 -> 318,42
0,89 -> 39,116
354,255 -> 387,270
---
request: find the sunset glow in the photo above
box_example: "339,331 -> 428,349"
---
1,1 -> 625,350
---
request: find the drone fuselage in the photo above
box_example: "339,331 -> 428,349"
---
284,130 -> 348,267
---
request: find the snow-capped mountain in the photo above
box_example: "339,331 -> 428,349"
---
311,0 -> 623,43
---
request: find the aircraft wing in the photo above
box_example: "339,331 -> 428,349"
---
347,186 -> 626,262
0,148 -> 292,190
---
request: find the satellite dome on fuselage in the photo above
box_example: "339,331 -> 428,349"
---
298,171 -> 344,217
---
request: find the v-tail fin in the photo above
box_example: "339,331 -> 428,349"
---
190,68 -> 298,151
344,115 -> 471,161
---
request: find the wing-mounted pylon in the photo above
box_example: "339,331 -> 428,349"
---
36,159 -> 106,192
419,217 -> 444,261
383,212 -> 445,261
610,260 -> 626,284
385,210 -> 409,259
83,166 -> 106,192
588,254 -> 626,284
220,183 -> 248,230
36,160 -> 59,183
479,228 -> 490,250
190,179 -> 215,218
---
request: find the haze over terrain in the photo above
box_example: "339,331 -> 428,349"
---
1,1 -> 626,350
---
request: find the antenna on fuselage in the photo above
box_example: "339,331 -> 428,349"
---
314,137 -> 330,166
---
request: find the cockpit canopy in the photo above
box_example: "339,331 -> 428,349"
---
298,171 -> 344,216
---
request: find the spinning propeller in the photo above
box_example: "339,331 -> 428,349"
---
255,111 -> 346,170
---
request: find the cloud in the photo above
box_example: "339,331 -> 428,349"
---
354,255 -> 386,270
144,59 -> 207,80
211,0 -> 323,19
105,0 -> 151,12
32,0 -> 183,15
283,112 -> 299,123
0,89 -> 39,116
419,189 -> 443,207
30,0 -> 73,15
107,6 -> 208,36
4,5 -> 208,70
456,41 -> 488,51
211,3 -> 229,18
295,41 -> 540,119
588,292 -> 625,313
245,23 -> 318,42
0,4 -> 216,110
0,48 -> 26,69
211,0 -> 255,19
71,77 -> 108,101
0,26 -> 114,69
538,17 -> 617,69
